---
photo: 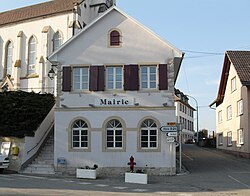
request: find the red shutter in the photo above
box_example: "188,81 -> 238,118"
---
62,67 -> 72,92
110,30 -> 120,46
89,66 -> 104,91
159,64 -> 168,90
124,64 -> 139,91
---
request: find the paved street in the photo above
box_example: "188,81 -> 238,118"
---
0,144 -> 250,195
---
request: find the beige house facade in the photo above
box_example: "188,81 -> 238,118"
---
211,51 -> 250,158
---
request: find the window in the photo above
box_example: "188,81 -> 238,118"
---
227,132 -> 232,146
237,99 -> 243,116
140,65 -> 157,89
28,36 -> 36,74
109,29 -> 121,47
73,67 -> 89,90
106,119 -> 123,149
218,110 -> 222,123
218,133 -> 223,146
53,31 -> 63,51
231,77 -> 236,92
238,129 -> 244,145
72,120 -> 88,149
106,66 -> 123,90
140,119 -> 158,149
227,105 -> 232,120
5,41 -> 13,77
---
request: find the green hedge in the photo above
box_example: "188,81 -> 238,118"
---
0,91 -> 55,138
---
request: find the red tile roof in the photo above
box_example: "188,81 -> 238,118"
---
227,51 -> 250,85
210,50 -> 250,107
0,0 -> 83,27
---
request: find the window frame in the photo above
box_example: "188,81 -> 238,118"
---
71,120 -> 89,149
227,105 -> 232,120
227,131 -> 232,146
238,129 -> 244,145
140,119 -> 158,150
231,77 -> 236,92
73,67 -> 89,91
108,29 -> 122,47
53,31 -> 63,52
218,133 -> 223,146
106,119 -> 123,149
105,66 -> 123,90
140,65 -> 157,90
5,40 -> 13,77
28,36 -> 37,75
218,110 -> 222,124
237,99 -> 243,116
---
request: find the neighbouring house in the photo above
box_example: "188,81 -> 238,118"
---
174,89 -> 195,143
210,51 -> 250,158
48,6 -> 184,176
0,0 -> 115,173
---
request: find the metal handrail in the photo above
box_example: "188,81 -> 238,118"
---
27,121 -> 54,154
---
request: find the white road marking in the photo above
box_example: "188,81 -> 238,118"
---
95,184 -> 109,187
228,175 -> 250,188
113,186 -> 128,190
64,180 -> 75,183
48,178 -> 60,181
132,189 -> 147,192
11,174 -> 46,179
182,153 -> 194,161
78,182 -> 92,185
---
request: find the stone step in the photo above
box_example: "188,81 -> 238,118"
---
35,160 -> 54,165
22,168 -> 55,175
28,164 -> 54,168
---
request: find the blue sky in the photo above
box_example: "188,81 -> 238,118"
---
1,0 -> 250,132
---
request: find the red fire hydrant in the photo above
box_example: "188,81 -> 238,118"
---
127,156 -> 136,172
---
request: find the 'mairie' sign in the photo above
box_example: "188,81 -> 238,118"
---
94,98 -> 134,107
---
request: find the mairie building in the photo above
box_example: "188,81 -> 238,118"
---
0,0 -> 184,176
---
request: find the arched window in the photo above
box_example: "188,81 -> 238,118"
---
28,36 -> 36,74
53,31 -> 63,51
5,41 -> 13,77
106,119 -> 123,148
109,29 -> 121,47
72,120 -> 89,149
140,119 -> 158,149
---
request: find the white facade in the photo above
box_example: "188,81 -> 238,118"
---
49,7 -> 184,175
0,0 -> 115,93
174,89 -> 195,143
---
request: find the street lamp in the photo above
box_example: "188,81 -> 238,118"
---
186,95 -> 199,143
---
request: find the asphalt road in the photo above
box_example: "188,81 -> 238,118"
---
0,144 -> 249,195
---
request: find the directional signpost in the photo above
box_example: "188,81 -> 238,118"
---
160,126 -> 177,132
166,132 -> 177,137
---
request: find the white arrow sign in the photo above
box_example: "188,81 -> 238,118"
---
166,132 -> 177,137
166,137 -> 175,143
160,126 -> 177,132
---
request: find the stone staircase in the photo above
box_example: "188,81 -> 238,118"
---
21,133 -> 55,175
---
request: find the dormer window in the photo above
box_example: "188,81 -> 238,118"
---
109,29 -> 122,47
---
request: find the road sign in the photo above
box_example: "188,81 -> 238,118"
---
166,137 -> 175,143
167,122 -> 176,126
166,132 -> 177,137
160,126 -> 177,132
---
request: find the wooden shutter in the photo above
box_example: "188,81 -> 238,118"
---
62,66 -> 71,92
159,64 -> 168,90
124,64 -> 139,91
89,66 -> 104,91
110,30 -> 120,46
